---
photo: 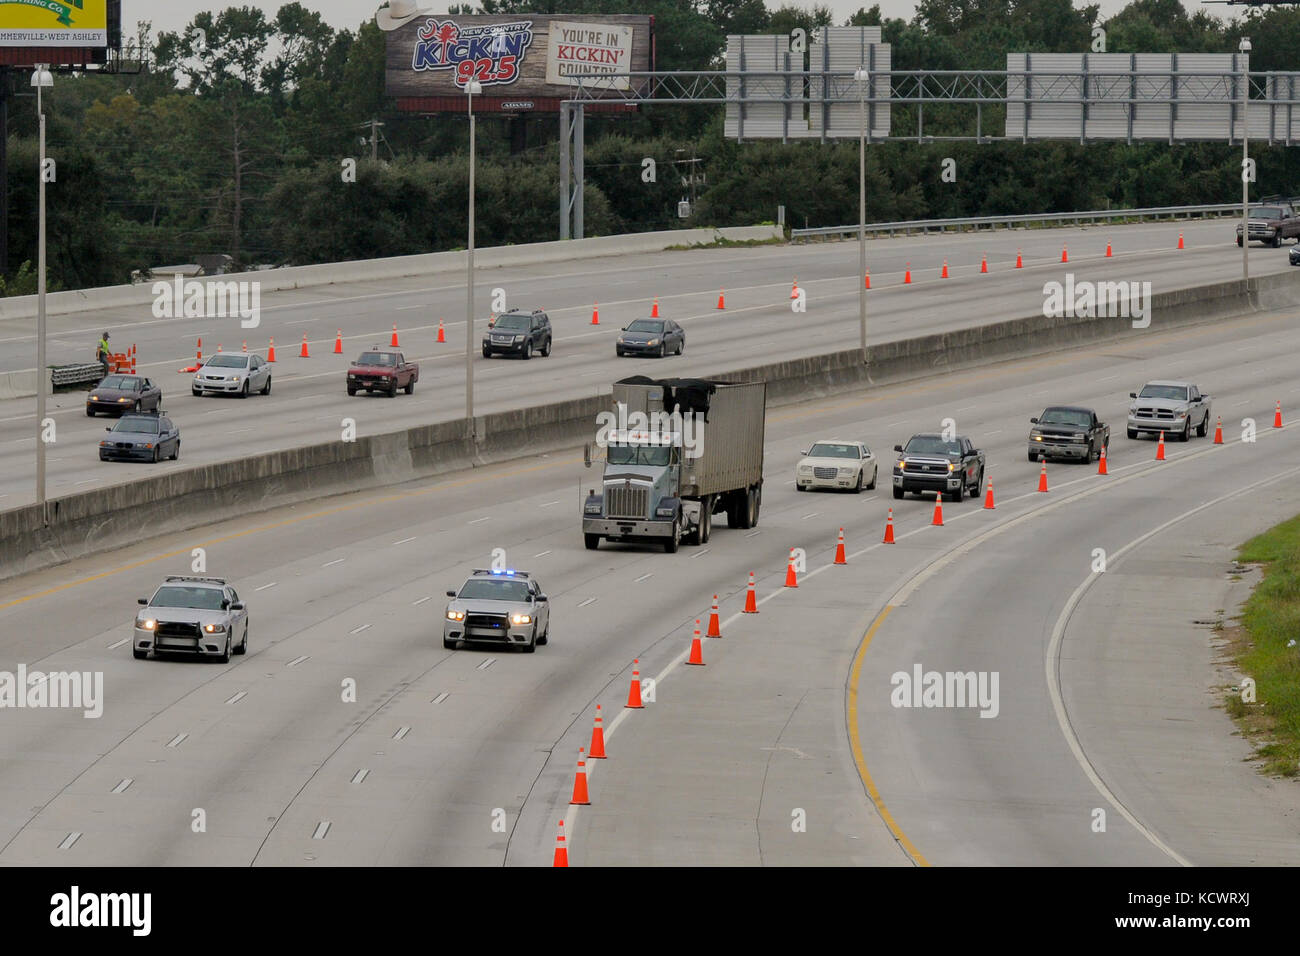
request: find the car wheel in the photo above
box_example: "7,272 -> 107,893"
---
193,387 -> 202,397
522,627 -> 537,653
658,344 -> 666,358
853,470 -> 863,494
171,441 -> 180,461
584,533 -> 600,550
676,339 -> 684,355
482,346 -> 492,358
893,487 -> 904,500
1274,235 -> 1282,248
240,381 -> 250,398
86,407 -> 94,417
522,341 -> 532,360
796,481 -> 806,491
1127,428 -> 1138,440
952,480 -> 964,503
444,637 -> 457,650
152,446 -> 161,463
387,381 -> 397,397
664,517 -> 680,553
1180,420 -> 1191,442
616,348 -> 624,357
261,376 -> 271,395
541,337 -> 551,357
537,625 -> 548,646
217,634 -> 231,663
971,468 -> 983,496
235,624 -> 248,655
133,648 -> 148,660
404,379 -> 415,395
347,386 -> 357,395
1197,414 -> 1209,437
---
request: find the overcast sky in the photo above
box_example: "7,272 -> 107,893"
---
125,0 -> 1211,41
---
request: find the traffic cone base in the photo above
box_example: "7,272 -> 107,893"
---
883,509 -> 896,544
552,821 -> 568,867
588,705 -> 606,758
706,595 -> 722,638
570,748 -> 590,805
625,660 -> 643,709
743,572 -> 758,613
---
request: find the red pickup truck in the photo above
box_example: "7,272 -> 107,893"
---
346,349 -> 419,397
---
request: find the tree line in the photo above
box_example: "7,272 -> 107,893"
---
5,0 -> 1298,291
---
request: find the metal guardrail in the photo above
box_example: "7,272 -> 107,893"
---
50,364 -> 104,387
789,203 -> 1242,241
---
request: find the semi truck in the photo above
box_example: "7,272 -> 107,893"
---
582,376 -> 766,553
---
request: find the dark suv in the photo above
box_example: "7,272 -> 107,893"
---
482,309 -> 552,359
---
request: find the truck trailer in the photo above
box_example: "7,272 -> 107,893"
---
582,376 -> 766,552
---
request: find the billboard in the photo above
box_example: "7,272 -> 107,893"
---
0,0 -> 109,48
385,14 -> 652,112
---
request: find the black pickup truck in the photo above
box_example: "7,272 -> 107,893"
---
892,433 -> 986,502
1027,406 -> 1110,463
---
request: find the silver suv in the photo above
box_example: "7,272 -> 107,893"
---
443,569 -> 550,653
134,576 -> 249,661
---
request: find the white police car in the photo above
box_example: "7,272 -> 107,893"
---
443,569 -> 550,653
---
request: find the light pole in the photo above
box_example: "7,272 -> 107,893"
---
31,64 -> 52,514
466,79 -> 481,438
1240,37 -> 1251,284
854,67 -> 868,364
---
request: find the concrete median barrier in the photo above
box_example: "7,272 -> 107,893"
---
2,269 -> 1296,583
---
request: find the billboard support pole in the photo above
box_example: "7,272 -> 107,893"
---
560,103 -> 570,240
559,102 -> 586,241
0,67 -> 6,278
574,105 -> 584,240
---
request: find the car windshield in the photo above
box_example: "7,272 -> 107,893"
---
1039,408 -> 1091,427
151,585 -> 225,609
626,319 -> 664,334
458,578 -> 531,602
113,417 -> 159,434
1250,206 -> 1283,219
905,436 -> 961,456
808,443 -> 859,459
205,355 -> 248,369
1138,385 -> 1189,401
356,352 -> 397,366
99,376 -> 137,390
607,443 -> 671,466
494,314 -> 529,331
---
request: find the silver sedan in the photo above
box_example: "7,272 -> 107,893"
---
193,353 -> 272,398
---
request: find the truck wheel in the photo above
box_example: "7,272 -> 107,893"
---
1027,450 -> 1038,462
444,637 -> 457,650
1127,428 -> 1138,440
1179,420 -> 1190,442
1274,235 -> 1282,248
951,481 -> 964,503
1197,414 -> 1209,437
699,500 -> 712,543
522,341 -> 532,360
133,648 -> 148,660
663,518 -> 680,553
584,533 -> 600,551
482,346 -> 492,358
893,487 -> 904,500
738,487 -> 757,529
347,386 -> 357,395
405,379 -> 415,395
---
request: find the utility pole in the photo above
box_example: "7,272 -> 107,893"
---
359,119 -> 385,163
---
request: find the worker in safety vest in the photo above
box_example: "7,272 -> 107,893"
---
96,331 -> 111,377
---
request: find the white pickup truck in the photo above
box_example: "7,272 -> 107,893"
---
1127,381 -> 1212,442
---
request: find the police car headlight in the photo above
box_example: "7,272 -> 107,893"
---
446,610 -> 465,621
137,618 -> 156,630
511,614 -> 532,625
204,623 -> 226,633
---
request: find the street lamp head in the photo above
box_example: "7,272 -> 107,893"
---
30,66 -> 53,89
1239,37 -> 1251,53
853,68 -> 869,82
466,80 -> 483,95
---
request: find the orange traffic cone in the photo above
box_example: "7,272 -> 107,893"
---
1037,461 -> 1049,492
784,549 -> 799,588
267,338 -> 276,362
743,572 -> 758,613
333,330 -> 343,354
129,344 -> 136,373
1105,240 -> 1113,257
1015,249 -> 1023,268
834,527 -> 847,565
651,297 -> 659,317
241,340 -> 248,353
983,478 -> 996,509
570,748 -> 590,805
552,820 -> 569,867
1098,446 -> 1108,475
1061,244 -> 1069,263
391,324 -> 400,347
931,493 -> 944,526
1214,416 -> 1224,444
1156,432 -> 1166,460
299,334 -> 309,358
706,595 -> 722,638
980,254 -> 988,274
883,508 -> 895,543
217,343 -> 223,353
591,304 -> 599,325
196,338 -> 203,362
1178,232 -> 1185,250
437,320 -> 445,343
941,259 -> 949,278
790,277 -> 799,299
1274,400 -> 1283,428
864,269 -> 871,290
687,621 -> 705,665
588,704 -> 606,758
717,290 -> 726,309
904,264 -> 912,284
625,660 -> 644,709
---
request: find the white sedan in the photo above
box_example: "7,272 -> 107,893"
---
796,440 -> 877,493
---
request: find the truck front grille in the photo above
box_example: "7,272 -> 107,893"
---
1134,407 -> 1176,421
605,484 -> 649,519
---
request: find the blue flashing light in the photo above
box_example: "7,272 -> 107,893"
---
491,569 -> 516,575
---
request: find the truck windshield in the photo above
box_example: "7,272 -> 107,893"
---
607,444 -> 671,466
356,353 -> 397,366
905,437 -> 961,456
1039,408 -> 1091,427
1250,206 -> 1283,219
1138,385 -> 1188,401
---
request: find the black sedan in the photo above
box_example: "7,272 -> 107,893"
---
616,318 -> 685,358
86,375 -> 162,417
99,412 -> 181,463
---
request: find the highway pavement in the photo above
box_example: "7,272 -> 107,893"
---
1,299 -> 1297,865
0,216 -> 1286,507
